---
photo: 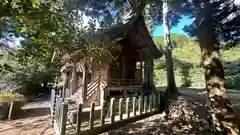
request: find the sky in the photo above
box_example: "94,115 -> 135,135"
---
152,16 -> 194,36
152,0 -> 240,36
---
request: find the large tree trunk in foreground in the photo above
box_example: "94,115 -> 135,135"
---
162,0 -> 177,95
196,1 -> 239,134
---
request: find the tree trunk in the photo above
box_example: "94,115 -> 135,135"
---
82,57 -> 88,106
196,1 -> 239,134
162,0 -> 177,95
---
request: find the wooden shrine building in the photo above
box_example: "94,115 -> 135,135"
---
60,15 -> 162,106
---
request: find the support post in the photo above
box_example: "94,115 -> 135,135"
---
126,98 -> 130,118
153,93 -> 156,111
89,102 -> 95,129
76,104 -> 83,134
8,101 -> 14,120
133,97 -> 136,117
60,102 -> 68,135
139,95 -> 143,115
144,96 -> 148,113
110,98 -> 115,123
100,101 -> 106,126
82,57 -> 88,106
119,98 -> 123,120
149,95 -> 153,112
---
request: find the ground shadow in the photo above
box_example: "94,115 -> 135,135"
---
101,90 -> 212,135
21,108 -> 50,119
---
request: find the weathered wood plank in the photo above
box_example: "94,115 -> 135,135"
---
89,102 -> 95,129
60,102 -> 68,135
100,101 -> 106,126
119,98 -> 123,120
76,104 -> 83,134
157,92 -> 161,107
144,96 -> 147,113
152,93 -> 156,110
126,98 -> 130,118
133,97 -> 136,117
138,95 -> 143,115
110,98 -> 115,124
149,95 -> 152,112
8,101 -> 14,120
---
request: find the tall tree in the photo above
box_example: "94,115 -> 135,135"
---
162,0 -> 177,95
196,1 -> 239,134
179,0 -> 240,134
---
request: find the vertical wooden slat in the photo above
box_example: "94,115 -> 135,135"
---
157,92 -> 161,107
139,95 -> 143,115
8,101 -> 14,120
72,112 -> 77,124
51,89 -> 56,126
59,90 -> 62,97
110,98 -> 115,123
76,104 -> 83,134
152,93 -> 156,111
55,97 -> 61,126
126,98 -> 130,118
89,102 -> 95,129
149,95 -> 153,112
60,102 -> 68,135
100,101 -> 106,126
144,96 -> 148,113
119,98 -> 123,120
133,97 -> 136,117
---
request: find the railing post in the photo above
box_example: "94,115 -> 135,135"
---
144,96 -> 148,113
139,95 -> 143,115
152,93 -> 156,111
59,90 -> 63,97
126,98 -> 130,118
100,101 -> 106,126
76,104 -> 83,134
89,102 -> 95,129
149,95 -> 153,112
119,98 -> 123,120
133,97 -> 136,117
60,102 -> 68,135
110,98 -> 115,123
157,92 -> 161,107
51,89 -> 57,126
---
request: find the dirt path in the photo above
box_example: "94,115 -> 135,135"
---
1,88 -> 239,135
0,95 -> 54,135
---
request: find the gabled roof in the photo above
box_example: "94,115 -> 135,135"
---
96,15 -> 162,59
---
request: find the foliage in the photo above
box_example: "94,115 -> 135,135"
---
153,34 -> 240,89
0,92 -> 25,103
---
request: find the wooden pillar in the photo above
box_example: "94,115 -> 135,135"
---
82,57 -> 88,107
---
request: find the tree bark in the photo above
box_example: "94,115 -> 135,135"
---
162,0 -> 177,95
196,1 -> 239,134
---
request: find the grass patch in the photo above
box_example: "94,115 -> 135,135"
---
0,92 -> 25,103
153,34 -> 240,89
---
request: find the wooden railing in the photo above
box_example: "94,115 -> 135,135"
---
51,89 -> 161,135
87,79 -> 100,99
110,79 -> 141,86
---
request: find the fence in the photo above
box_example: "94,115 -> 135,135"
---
51,89 -> 162,135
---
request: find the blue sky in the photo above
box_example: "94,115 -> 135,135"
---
152,16 -> 194,36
